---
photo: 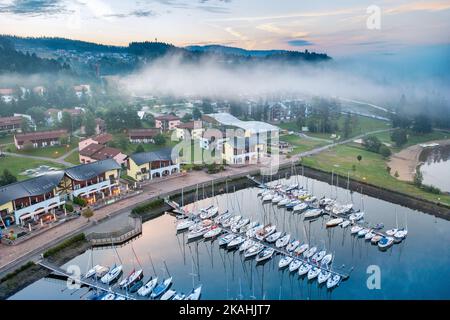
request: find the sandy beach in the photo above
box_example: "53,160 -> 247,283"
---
388,139 -> 450,182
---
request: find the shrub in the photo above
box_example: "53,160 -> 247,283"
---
422,184 -> 441,194
131,199 -> 164,215
0,261 -> 35,284
386,166 -> 391,174
43,234 -> 86,258
82,208 -> 94,221
394,171 -> 399,178
73,196 -> 87,207
64,203 -> 74,213
379,145 -> 392,158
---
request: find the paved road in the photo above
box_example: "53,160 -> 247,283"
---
2,151 -> 73,167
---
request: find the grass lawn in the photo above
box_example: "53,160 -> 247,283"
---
0,134 -> 13,146
64,151 -> 81,165
301,144 -> 450,206
112,132 -> 178,155
11,137 -> 79,159
373,130 -> 450,152
280,134 -> 328,155
278,115 -> 390,141
0,155 -> 66,181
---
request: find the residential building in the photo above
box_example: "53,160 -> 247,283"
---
175,121 -> 204,140
0,159 -> 122,227
79,143 -> 127,165
0,116 -> 23,133
0,88 -> 15,103
155,115 -> 181,131
126,148 -> 180,181
128,128 -> 161,144
80,118 -> 106,135
14,130 -> 68,150
32,86 -> 45,96
73,84 -> 91,98
78,133 -> 113,151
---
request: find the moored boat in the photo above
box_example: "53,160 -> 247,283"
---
265,231 -> 282,243
288,259 -> 302,272
137,277 -> 158,297
185,285 -> 202,300
278,256 -> 293,269
307,266 -> 321,280
378,236 -> 394,249
326,218 -> 343,227
150,277 -> 173,299
244,243 -> 265,258
255,247 -> 275,262
327,274 -> 341,289
100,264 -> 122,284
275,234 -> 291,248
317,270 -> 331,284
286,240 -> 300,252
298,263 -> 312,276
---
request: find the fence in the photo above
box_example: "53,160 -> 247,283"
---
86,216 -> 142,247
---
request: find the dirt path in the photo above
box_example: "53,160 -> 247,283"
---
388,139 -> 450,182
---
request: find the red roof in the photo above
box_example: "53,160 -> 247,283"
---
0,88 -> 14,95
79,143 -> 122,161
176,121 -> 202,130
0,116 -> 23,126
63,108 -> 84,116
155,114 -> 180,121
15,130 -> 67,143
128,128 -> 160,138
93,133 -> 112,144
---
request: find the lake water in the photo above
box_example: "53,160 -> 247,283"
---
420,145 -> 450,193
10,175 -> 450,300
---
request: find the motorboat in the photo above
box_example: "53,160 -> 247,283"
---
265,231 -> 282,243
373,223 -> 384,230
317,270 -> 331,284
327,274 -> 341,289
185,285 -> 202,300
326,218 -> 343,227
239,239 -> 256,252
100,264 -> 123,284
244,243 -> 265,258
311,250 -> 326,263
340,220 -> 350,228
350,225 -> 363,234
160,289 -> 176,300
255,247 -> 275,262
357,228 -> 370,237
304,246 -> 317,259
84,265 -> 106,279
203,226 -> 222,239
321,254 -> 333,266
285,200 -> 301,210
227,236 -> 246,249
288,259 -> 302,272
272,195 -> 284,204
294,243 -> 309,256
303,209 -> 323,219
365,230 -> 376,240
307,267 -> 321,280
255,224 -> 276,241
298,263 -> 312,276
278,256 -> 293,269
151,277 -> 173,299
275,234 -> 291,248
286,240 -> 300,252
219,234 -> 236,246
378,236 -> 395,249
137,277 -> 158,297
349,211 -> 364,222
200,206 -> 219,219
176,219 -> 195,232
293,203 -> 308,213
277,197 -> 290,207
371,235 -> 383,244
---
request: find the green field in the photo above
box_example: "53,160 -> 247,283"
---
301,144 -> 450,206
373,130 -> 450,151
280,134 -> 328,155
112,132 -> 179,155
0,134 -> 13,146
11,137 -> 79,159
64,151 -> 81,165
0,155 -> 66,181
279,115 -> 390,141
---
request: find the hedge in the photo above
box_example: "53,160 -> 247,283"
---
131,199 -> 164,215
64,203 -> 74,212
73,197 -> 87,207
0,261 -> 35,284
43,233 -> 86,258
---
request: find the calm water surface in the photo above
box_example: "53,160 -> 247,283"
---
420,145 -> 450,193
10,175 -> 450,300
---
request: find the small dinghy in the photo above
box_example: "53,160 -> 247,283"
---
307,266 -> 321,280
203,226 -> 222,239
304,246 -> 317,259
138,277 -> 158,297
371,235 -> 383,244
286,240 -> 300,252
378,236 -> 394,249
275,234 -> 291,248
151,277 -> 173,299
185,285 -> 202,300
227,236 -> 246,249
303,209 -> 323,219
350,225 -> 363,234
160,289 -> 176,300
293,203 -> 308,213
317,270 -> 331,284
327,274 -> 341,289
278,256 -> 293,269
311,250 -> 326,263
294,243 -> 309,256
176,219 -> 195,232
340,220 -> 350,228
219,234 -> 236,246
288,259 -> 302,272
321,254 -> 333,266
298,263 -> 312,276
244,243 -> 265,258
326,218 -> 343,227
266,231 -> 282,243
255,247 -> 275,262
239,239 -> 256,252
357,228 -> 370,237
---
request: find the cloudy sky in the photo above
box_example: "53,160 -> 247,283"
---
0,0 -> 449,56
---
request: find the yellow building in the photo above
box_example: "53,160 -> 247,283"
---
126,148 -> 180,181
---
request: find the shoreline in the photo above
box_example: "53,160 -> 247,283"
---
388,139 -> 450,182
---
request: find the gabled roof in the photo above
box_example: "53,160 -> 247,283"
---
128,128 -> 160,138
0,116 -> 23,126
203,113 -> 279,133
155,114 -> 180,121
129,148 -> 173,166
80,143 -> 123,161
0,171 -> 65,204
64,158 -> 121,181
14,130 -> 67,143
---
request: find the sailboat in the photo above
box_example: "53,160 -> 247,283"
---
151,277 -> 173,298
394,212 -> 408,242
288,259 -> 302,272
185,285 -> 202,300
138,277 -> 158,297
378,236 -> 395,249
317,270 -> 331,284
386,211 -> 399,236
275,234 -> 291,248
286,239 -> 300,252
101,264 -> 123,284
278,256 -> 293,269
160,289 -> 177,300
326,274 -> 341,289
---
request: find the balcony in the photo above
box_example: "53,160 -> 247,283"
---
14,195 -> 65,223
72,180 -> 116,198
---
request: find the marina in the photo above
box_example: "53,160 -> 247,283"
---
9,173 -> 450,300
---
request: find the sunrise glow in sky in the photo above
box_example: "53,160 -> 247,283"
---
1,0 -> 449,56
